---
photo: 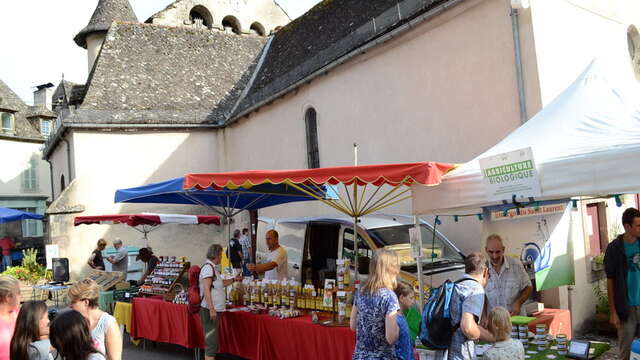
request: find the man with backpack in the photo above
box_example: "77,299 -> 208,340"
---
448,252 -> 494,360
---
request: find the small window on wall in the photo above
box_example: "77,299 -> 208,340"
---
1,112 -> 15,134
60,174 -> 66,191
40,119 -> 52,137
22,158 -> 38,192
19,208 -> 39,237
304,107 -> 320,169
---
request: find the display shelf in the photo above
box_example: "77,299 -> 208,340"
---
138,258 -> 190,296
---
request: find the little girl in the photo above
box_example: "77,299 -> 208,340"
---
49,310 -> 105,360
10,300 -> 52,360
394,281 -> 416,360
484,306 -> 524,360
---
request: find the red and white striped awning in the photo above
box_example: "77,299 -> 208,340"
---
74,213 -> 221,227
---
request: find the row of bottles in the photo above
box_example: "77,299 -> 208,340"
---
228,278 -> 353,317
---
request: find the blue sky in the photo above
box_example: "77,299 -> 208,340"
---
0,0 -> 319,102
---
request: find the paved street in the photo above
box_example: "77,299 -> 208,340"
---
122,334 -> 246,360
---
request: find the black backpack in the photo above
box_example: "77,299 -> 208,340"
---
419,278 -> 477,349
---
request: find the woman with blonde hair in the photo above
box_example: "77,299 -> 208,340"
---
68,279 -> 122,360
350,249 -> 401,360
484,307 -> 524,360
0,275 -> 20,360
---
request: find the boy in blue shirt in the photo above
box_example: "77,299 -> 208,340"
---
394,282 -> 416,360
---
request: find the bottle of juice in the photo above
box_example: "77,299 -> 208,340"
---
296,285 -> 303,309
273,283 -> 281,306
289,280 -> 296,310
311,287 -> 318,310
263,281 -> 270,306
281,280 -> 289,306
343,260 -> 351,285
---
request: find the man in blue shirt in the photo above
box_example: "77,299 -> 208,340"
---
448,252 -> 495,360
605,207 -> 640,360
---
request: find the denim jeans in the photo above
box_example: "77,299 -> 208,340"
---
1,255 -> 11,272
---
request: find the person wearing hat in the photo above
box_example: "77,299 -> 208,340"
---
137,248 -> 159,285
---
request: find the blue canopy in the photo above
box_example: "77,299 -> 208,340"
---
0,207 -> 44,224
114,177 -> 325,215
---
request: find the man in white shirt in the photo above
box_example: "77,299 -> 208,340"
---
484,234 -> 533,315
247,229 -> 288,280
107,238 -> 128,275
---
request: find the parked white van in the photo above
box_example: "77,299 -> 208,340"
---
256,214 -> 465,289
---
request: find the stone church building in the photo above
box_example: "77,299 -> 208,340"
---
42,0 -> 640,331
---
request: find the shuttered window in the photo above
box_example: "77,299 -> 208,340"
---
305,108 -> 320,169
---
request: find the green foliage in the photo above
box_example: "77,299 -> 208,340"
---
593,278 -> 609,314
0,249 -> 48,284
592,253 -> 605,265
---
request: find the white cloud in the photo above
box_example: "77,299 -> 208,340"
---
0,0 -> 319,103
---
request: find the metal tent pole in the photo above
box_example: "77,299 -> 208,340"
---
414,216 -> 424,309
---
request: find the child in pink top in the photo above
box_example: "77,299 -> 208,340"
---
0,275 -> 21,360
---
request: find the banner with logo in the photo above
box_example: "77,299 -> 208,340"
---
479,147 -> 542,203
482,200 -> 574,291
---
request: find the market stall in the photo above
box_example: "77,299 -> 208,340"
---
411,58 -> 640,352
112,161 -> 453,358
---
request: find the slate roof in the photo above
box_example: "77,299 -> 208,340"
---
74,0 -> 138,48
231,0 -> 450,118
25,105 -> 57,118
0,79 -> 27,113
0,80 -> 43,140
52,80 -> 80,112
65,22 -> 266,125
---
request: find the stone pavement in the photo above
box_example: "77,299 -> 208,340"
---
122,334 -> 246,360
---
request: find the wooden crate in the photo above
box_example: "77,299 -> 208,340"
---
86,270 -> 125,291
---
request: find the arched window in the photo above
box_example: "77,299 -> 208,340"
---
304,107 -> 320,169
60,174 -> 66,192
250,22 -> 265,36
189,6 -> 213,28
222,16 -> 241,35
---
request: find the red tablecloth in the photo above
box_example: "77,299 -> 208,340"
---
130,297 -> 205,349
219,311 -> 356,360
529,308 -> 572,339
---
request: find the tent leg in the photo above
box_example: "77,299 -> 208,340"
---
414,216 -> 424,310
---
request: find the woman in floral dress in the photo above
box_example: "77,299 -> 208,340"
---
350,249 -> 401,360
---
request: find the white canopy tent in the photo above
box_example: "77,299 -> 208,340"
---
412,58 -> 640,214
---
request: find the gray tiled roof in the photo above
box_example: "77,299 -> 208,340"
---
52,80 -> 79,110
25,105 -> 57,118
231,0 -> 450,119
0,80 -> 43,140
74,0 -> 138,48
70,22 -> 266,125
0,79 -> 27,112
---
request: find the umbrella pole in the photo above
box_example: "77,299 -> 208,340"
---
353,214 -> 359,285
353,143 -> 359,285
414,216 -> 424,309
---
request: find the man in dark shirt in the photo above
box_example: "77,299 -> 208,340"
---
229,229 -> 244,272
137,247 -> 159,284
604,207 -> 640,360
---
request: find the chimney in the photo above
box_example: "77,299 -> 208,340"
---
34,83 -> 55,110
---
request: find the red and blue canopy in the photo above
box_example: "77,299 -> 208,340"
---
74,213 -> 221,227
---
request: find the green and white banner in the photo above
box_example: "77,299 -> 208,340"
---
534,203 -> 574,291
479,147 -> 542,203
